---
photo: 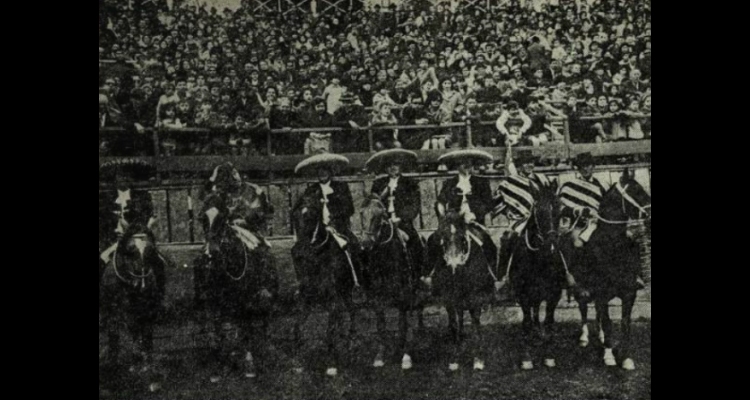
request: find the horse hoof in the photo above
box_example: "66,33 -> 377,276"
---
449,363 -> 460,372
522,361 -> 534,371
326,368 -> 338,377
545,359 -> 557,368
149,383 -> 161,393
473,359 -> 485,371
402,355 -> 413,371
373,359 -> 385,369
210,376 -> 222,384
604,349 -> 617,367
622,359 -> 636,371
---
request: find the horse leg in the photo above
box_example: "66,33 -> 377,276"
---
400,309 -> 413,370
446,303 -> 460,372
208,316 -> 227,383
373,307 -> 387,368
469,308 -> 485,371
520,304 -> 535,371
579,300 -> 591,348
597,299 -> 617,367
620,291 -> 638,371
325,304 -> 345,377
543,292 -> 563,368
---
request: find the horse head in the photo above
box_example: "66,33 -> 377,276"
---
361,195 -> 392,251
443,225 -> 472,275
115,231 -> 157,288
602,169 -> 652,223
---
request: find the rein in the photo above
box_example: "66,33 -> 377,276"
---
112,245 -> 153,289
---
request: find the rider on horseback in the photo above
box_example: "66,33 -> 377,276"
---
367,149 -> 425,272
293,152 -> 363,263
559,153 -> 607,248
427,150 -> 498,279
559,153 -> 648,289
99,160 -> 159,268
203,163 -> 274,256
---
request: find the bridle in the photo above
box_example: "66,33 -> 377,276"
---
363,199 -> 395,246
597,183 -> 652,225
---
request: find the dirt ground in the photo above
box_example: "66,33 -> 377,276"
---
100,320 -> 651,400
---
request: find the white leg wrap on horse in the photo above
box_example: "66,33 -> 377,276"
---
545,359 -> 557,368
374,359 -> 385,368
522,361 -> 534,371
473,358 -> 485,371
599,329 -> 606,345
449,363 -> 460,372
149,383 -> 161,393
623,358 -> 636,371
326,368 -> 338,377
604,349 -> 617,367
402,355 -> 413,371
580,325 -> 590,347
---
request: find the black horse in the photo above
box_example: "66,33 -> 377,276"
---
291,195 -> 366,377
194,199 -> 279,383
498,181 -> 567,371
99,229 -> 166,393
427,219 -> 496,372
361,197 -> 426,371
564,171 -> 652,371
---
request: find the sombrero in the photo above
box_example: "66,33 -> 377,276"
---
295,152 -> 350,175
439,149 -> 494,168
366,149 -> 418,174
573,152 -> 596,169
99,159 -> 156,182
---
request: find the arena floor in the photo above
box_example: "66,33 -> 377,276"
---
100,319 -> 651,400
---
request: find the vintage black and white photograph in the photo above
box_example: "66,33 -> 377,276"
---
99,0 -> 652,398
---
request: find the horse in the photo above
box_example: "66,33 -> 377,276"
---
564,170 -> 652,371
427,218 -> 497,372
290,195 -> 366,377
498,181 -> 567,371
99,228 -> 166,393
193,200 -> 279,383
361,196 -> 425,371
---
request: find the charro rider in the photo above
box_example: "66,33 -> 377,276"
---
201,162 -> 274,256
427,149 -> 498,278
293,151 -> 364,269
99,160 -> 159,272
366,149 -> 425,273
559,153 -> 647,289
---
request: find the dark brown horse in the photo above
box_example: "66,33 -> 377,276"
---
427,219 -> 496,372
99,230 -> 166,393
498,181 -> 567,371
291,195 -> 366,377
564,170 -> 652,371
361,197 -> 425,371
194,201 -> 279,383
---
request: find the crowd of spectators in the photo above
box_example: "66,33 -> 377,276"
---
99,0 -> 652,157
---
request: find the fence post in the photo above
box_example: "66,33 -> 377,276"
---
153,128 -> 161,158
368,127 -> 375,153
466,120 -> 474,148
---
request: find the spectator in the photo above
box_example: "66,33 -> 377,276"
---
496,101 -> 533,146
371,102 -> 400,150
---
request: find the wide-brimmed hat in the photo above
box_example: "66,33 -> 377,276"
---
366,149 -> 418,174
573,152 -> 596,169
295,152 -> 350,175
439,149 -> 494,168
99,159 -> 156,182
